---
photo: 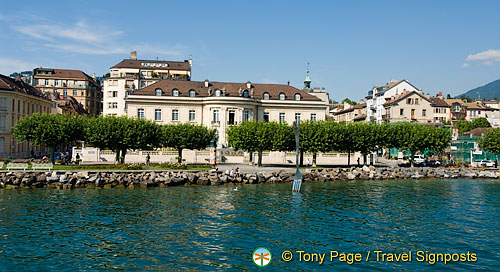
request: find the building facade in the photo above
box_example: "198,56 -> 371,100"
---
125,79 -> 329,146
32,68 -> 102,115
0,74 -> 52,158
332,103 -> 367,122
365,80 -> 419,122
383,91 -> 434,123
103,51 -> 192,116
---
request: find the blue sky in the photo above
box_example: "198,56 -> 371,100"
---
0,0 -> 499,102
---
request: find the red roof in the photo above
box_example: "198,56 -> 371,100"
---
0,74 -> 50,100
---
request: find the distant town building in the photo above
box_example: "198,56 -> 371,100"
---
365,79 -> 419,122
301,69 -> 330,117
429,95 -> 450,123
332,103 -> 366,122
125,79 -> 329,146
52,96 -> 89,115
32,68 -> 102,115
0,73 -> 52,158
443,99 -> 494,122
9,71 -> 32,85
103,51 -> 192,116
383,91 -> 434,123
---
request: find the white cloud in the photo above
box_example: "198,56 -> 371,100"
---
0,58 -> 37,75
461,63 -> 470,68
465,49 -> 500,63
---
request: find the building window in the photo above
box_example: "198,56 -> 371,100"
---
279,93 -> 285,100
311,113 -> 317,121
63,90 -> 67,97
279,113 -> 285,123
155,88 -> 162,96
215,89 -> 222,97
294,93 -> 301,101
0,116 -> 5,130
478,110 -> 481,115
81,91 -> 85,96
243,90 -> 249,98
244,110 -> 250,121
422,109 -> 426,117
189,110 -> 196,121
189,90 -> 196,97
73,90 -> 77,96
400,109 -> 404,115
263,92 -> 270,100
295,113 -> 301,122
213,110 -> 219,123
263,112 -> 269,122
155,109 -> 162,121
54,80 -> 58,86
411,109 -> 415,118
45,79 -> 49,85
172,110 -> 179,121
108,102 -> 117,109
0,98 -> 6,111
415,98 -> 419,105
172,89 -> 179,96
137,108 -> 144,119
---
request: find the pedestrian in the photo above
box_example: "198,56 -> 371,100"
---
146,154 -> 151,166
357,157 -> 360,166
495,160 -> 498,168
235,167 -> 240,177
230,169 -> 235,178
306,159 -> 310,168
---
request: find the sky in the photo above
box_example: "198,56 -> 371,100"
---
0,0 -> 499,102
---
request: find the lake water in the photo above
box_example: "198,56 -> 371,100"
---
1,179 -> 499,271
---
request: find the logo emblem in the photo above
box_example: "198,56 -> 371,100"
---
253,247 -> 271,267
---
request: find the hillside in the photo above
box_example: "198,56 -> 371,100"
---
458,79 -> 500,99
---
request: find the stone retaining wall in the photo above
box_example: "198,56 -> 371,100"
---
0,166 -> 499,189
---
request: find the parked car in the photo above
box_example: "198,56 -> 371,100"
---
413,155 -> 426,164
478,160 -> 494,167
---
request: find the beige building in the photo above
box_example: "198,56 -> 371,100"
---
429,97 -> 450,123
103,51 -> 192,116
0,74 -> 52,158
125,79 -> 328,146
383,91 -> 434,123
32,68 -> 102,115
332,103 -> 367,122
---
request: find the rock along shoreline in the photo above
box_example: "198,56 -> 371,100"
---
0,166 -> 499,189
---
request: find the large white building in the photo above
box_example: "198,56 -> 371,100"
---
365,79 -> 419,122
103,51 -> 192,116
126,79 -> 329,146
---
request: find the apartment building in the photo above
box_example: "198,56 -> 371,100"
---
103,51 -> 192,116
32,68 -> 102,115
0,74 -> 52,158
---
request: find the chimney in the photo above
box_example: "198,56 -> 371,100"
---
130,51 -> 137,60
246,81 -> 251,89
204,79 -> 209,88
359,99 -> 365,104
287,81 -> 290,86
426,93 -> 430,99
438,92 -> 443,98
189,55 -> 192,68
92,73 -> 96,79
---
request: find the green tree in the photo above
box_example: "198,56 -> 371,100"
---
479,128 -> 500,154
13,113 -> 84,163
341,98 -> 357,105
455,117 -> 490,134
390,123 -> 451,166
161,123 -> 216,163
227,121 -> 276,167
299,120 -> 328,166
84,116 -> 161,163
459,95 -> 473,102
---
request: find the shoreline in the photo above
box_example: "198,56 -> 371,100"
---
1,166 -> 499,189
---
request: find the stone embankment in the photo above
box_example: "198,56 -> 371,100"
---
0,166 -> 499,189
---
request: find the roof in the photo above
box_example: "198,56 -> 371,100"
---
55,96 -> 89,115
461,127 -> 491,137
384,91 -> 430,106
111,59 -> 190,71
443,99 -> 464,106
33,68 -> 99,86
0,73 -> 50,100
130,80 -> 322,101
430,97 -> 449,107
371,79 -> 418,96
333,103 -> 367,115
463,102 -> 493,110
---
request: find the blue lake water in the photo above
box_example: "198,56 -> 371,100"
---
1,179 -> 499,271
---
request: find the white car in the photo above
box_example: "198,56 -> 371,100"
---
413,155 -> 425,164
479,160 -> 494,167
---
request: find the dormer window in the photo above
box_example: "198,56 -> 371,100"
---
155,88 -> 162,96
263,92 -> 270,100
294,93 -> 301,101
279,93 -> 285,100
243,90 -> 249,98
172,89 -> 179,96
215,89 -> 222,97
189,89 -> 196,97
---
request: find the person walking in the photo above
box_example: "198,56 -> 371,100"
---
146,154 -> 151,166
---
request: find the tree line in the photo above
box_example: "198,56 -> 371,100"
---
13,114 -> 216,163
227,120 -> 452,167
